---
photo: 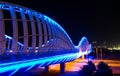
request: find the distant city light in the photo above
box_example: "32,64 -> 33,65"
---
9,50 -> 13,53
35,50 -> 38,53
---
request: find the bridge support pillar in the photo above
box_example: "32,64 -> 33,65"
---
60,63 -> 65,73
82,55 -> 85,60
45,66 -> 50,72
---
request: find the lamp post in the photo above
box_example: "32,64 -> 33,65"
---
96,47 -> 98,63
100,48 -> 102,60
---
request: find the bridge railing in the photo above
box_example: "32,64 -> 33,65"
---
0,48 -> 78,63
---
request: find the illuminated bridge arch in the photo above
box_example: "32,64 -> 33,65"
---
0,1 -> 92,75
0,1 -> 74,55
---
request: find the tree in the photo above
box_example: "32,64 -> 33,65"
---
95,61 -> 113,76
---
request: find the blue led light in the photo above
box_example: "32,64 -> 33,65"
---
0,2 -> 92,75
0,52 -> 79,74
75,36 -> 88,48
5,35 -> 12,40
9,68 -> 19,76
0,51 -> 89,74
5,35 -> 23,47
25,64 -> 35,72
43,15 -> 74,45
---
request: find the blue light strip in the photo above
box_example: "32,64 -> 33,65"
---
25,64 -> 35,72
43,15 -> 74,45
0,52 -> 79,74
5,35 -> 23,47
9,68 -> 19,76
0,50 -> 91,74
5,35 -> 12,40
75,36 -> 87,48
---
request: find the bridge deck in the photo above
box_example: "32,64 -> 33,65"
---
0,49 -> 77,63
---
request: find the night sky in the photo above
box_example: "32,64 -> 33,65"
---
2,0 -> 120,45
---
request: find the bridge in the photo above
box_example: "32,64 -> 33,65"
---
0,1 -> 92,75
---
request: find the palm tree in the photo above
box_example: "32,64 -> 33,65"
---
79,61 -> 96,76
95,61 -> 113,76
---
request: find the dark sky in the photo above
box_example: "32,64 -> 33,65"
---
2,0 -> 120,45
